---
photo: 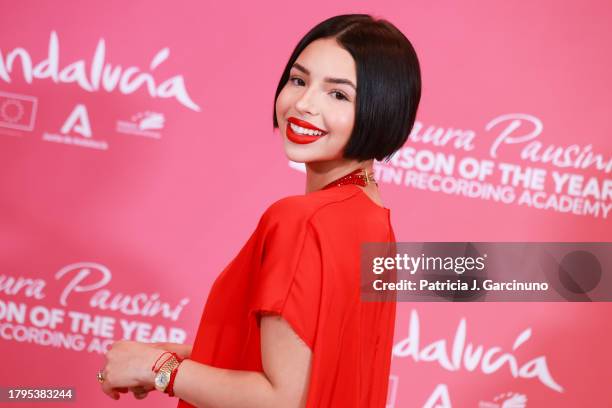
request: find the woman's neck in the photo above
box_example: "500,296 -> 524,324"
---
305,158 -> 374,194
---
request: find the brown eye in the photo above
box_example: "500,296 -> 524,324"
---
289,76 -> 305,86
331,91 -> 348,101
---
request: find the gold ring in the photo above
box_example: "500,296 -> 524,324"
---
97,369 -> 105,383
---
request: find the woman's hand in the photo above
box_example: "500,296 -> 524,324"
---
100,340 -> 162,400
117,385 -> 156,400
133,384 -> 156,400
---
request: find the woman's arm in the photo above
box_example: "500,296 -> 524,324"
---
145,314 -> 313,408
151,342 -> 193,360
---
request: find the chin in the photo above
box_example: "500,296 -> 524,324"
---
284,148 -> 313,164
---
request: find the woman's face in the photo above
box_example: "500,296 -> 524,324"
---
275,38 -> 357,163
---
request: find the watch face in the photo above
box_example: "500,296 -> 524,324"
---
155,371 -> 170,388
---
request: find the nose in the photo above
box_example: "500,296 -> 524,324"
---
294,86 -> 319,116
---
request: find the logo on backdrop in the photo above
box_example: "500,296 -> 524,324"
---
0,31 -> 200,149
0,264 -> 190,354
379,114 -> 611,219
387,309 -> 561,407
0,31 -> 200,111
116,111 -> 165,139
419,386 -> 528,408
479,392 -> 528,408
0,91 -> 38,135
41,103 -> 110,150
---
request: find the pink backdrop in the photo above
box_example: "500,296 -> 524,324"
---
1,1 -> 611,406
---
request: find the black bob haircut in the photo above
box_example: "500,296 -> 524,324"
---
272,14 -> 421,162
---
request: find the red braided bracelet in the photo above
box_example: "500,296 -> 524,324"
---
151,351 -> 172,371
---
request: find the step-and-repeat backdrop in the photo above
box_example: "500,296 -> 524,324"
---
1,1 -> 610,407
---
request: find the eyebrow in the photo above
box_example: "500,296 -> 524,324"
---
291,63 -> 356,90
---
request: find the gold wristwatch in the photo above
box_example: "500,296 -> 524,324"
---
154,354 -> 181,393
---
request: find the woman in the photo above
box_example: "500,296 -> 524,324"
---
98,13 -> 420,408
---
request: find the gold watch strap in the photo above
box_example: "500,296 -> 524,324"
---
154,355 -> 181,392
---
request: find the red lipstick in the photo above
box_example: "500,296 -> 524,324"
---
285,117 -> 328,144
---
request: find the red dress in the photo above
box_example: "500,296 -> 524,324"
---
177,184 -> 397,408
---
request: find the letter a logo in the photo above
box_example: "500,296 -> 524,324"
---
423,384 -> 452,408
61,104 -> 92,138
